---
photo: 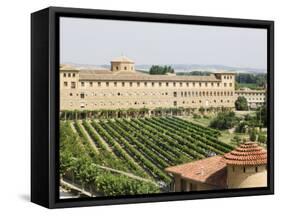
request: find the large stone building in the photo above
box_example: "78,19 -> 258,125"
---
165,142 -> 267,191
60,56 -> 236,111
235,87 -> 266,109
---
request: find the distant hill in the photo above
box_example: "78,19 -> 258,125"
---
61,62 -> 266,74
135,64 -> 266,74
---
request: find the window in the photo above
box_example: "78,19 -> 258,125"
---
114,82 -> 117,87
68,73 -> 71,77
106,82 -> 109,87
159,82 -> 162,87
166,82 -> 169,87
81,82 -> 85,87
144,82 -> 147,87
98,82 -> 101,87
137,82 -> 140,87
186,82 -> 189,87
80,93 -> 85,99
205,82 -> 207,87
64,82 -> 68,87
152,82 -> 155,87
193,82 -> 195,87
124,66 -> 127,70
122,82 -> 125,87
224,83 -> 227,87
173,101 -> 177,107
229,83 -> 232,87
173,92 -> 177,97
117,92 -> 121,96
173,82 -> 176,87
180,82 -> 182,87
69,93 -> 73,96
116,66 -> 119,70
211,82 -> 214,87
130,82 -> 133,87
199,82 -> 202,87
89,82 -> 93,87
217,83 -> 220,87
72,73 -> 75,77
63,73 -> 66,77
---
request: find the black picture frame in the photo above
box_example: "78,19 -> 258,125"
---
31,6 -> 274,209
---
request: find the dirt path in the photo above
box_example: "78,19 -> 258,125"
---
61,179 -> 95,197
86,120 -> 112,152
77,121 -> 100,154
92,163 -> 158,185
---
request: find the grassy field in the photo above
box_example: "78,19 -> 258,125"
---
237,83 -> 259,89
181,115 -> 249,146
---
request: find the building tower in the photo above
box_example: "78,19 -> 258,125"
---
224,141 -> 267,189
110,56 -> 135,73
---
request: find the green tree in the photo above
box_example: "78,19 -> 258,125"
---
235,96 -> 248,110
249,129 -> 257,141
232,135 -> 241,145
209,111 -> 238,130
149,65 -> 174,75
258,133 -> 267,144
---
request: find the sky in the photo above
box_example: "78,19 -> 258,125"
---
60,17 -> 267,69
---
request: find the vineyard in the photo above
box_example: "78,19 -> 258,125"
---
60,116 -> 234,196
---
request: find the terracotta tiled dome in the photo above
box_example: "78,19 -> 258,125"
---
224,142 -> 267,166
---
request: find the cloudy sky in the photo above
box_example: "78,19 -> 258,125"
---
60,17 -> 267,69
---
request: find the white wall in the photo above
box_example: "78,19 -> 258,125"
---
0,0 -> 279,215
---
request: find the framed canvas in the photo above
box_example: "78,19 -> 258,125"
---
31,6 -> 274,208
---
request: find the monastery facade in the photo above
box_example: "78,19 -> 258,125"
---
60,56 -> 236,111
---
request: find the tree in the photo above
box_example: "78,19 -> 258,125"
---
149,65 -> 174,75
209,111 -> 238,130
198,107 -> 205,115
256,105 -> 267,127
249,129 -> 257,141
258,133 -> 267,144
235,96 -> 248,110
232,135 -> 241,145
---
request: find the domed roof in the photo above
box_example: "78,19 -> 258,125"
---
111,56 -> 134,63
224,142 -> 267,166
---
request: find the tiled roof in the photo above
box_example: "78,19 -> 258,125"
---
236,87 -> 266,93
60,64 -> 79,71
111,56 -> 134,63
223,142 -> 267,166
78,71 -> 221,82
165,142 -> 267,187
165,156 -> 227,187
